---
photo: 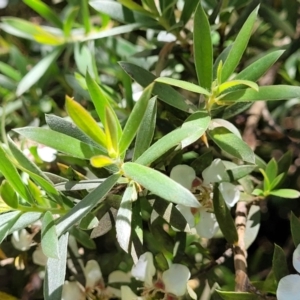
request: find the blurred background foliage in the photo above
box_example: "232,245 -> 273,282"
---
1,0 -> 300,299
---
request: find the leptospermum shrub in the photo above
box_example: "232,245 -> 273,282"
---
0,0 -> 300,299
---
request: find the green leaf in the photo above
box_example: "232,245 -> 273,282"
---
119,62 -> 191,112
224,165 -> 256,182
208,127 -> 255,163
216,290 -> 258,300
234,50 -> 284,82
44,232 -> 69,300
272,244 -> 289,283
70,227 -> 96,249
269,189 -> 300,199
213,184 -> 238,244
218,80 -> 258,94
0,62 -> 21,81
270,173 -> 285,191
0,213 -> 20,244
133,96 -> 157,160
0,180 -> 18,209
245,205 -> 260,249
221,85 -> 300,102
116,184 -> 134,252
14,127 -> 105,159
193,2 -> 213,90
0,144 -> 32,204
85,71 -> 122,138
16,47 -> 63,96
23,0 -> 63,29
135,124 -> 204,166
155,77 -> 210,96
104,106 -> 120,157
41,212 -> 59,259
118,0 -> 154,16
180,0 -> 198,26
122,162 -> 200,207
222,102 -> 253,119
291,212 -> 300,247
221,6 -> 259,82
8,212 -> 42,234
65,95 -> 107,148
45,114 -> 102,149
63,6 -> 79,37
56,174 -> 120,236
265,158 -> 278,184
153,198 -> 190,232
90,155 -> 114,168
89,0 -> 155,24
119,86 -> 154,154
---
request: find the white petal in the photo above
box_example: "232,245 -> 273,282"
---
176,204 -> 196,228
195,211 -> 219,239
11,229 -> 32,251
121,286 -> 143,300
162,264 -> 190,296
84,260 -> 102,289
107,271 -> 131,297
219,182 -> 240,207
277,274 -> 300,300
170,165 -> 196,190
0,0 -> 8,9
202,159 -> 227,184
32,246 -> 48,266
62,281 -> 85,300
37,146 -> 57,162
293,244 -> 300,273
131,252 -> 156,287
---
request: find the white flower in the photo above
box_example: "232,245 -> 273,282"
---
277,244 -> 300,300
170,159 -> 240,238
64,259 -> 130,300
37,146 -> 57,162
123,252 -> 196,300
11,229 -> 32,251
32,245 -> 48,266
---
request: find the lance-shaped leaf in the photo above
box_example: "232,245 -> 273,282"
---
56,174 -> 120,236
213,184 -> 238,244
44,232 -> 69,300
0,180 -> 18,209
119,62 -> 191,112
221,85 -> 300,102
14,127 -> 105,159
208,127 -> 255,163
122,162 -> 200,207
216,290 -> 258,300
269,189 -> 300,199
8,212 -> 42,234
155,77 -> 210,96
0,144 -> 33,204
218,80 -> 258,94
116,183 -> 135,252
90,155 -> 115,168
17,47 -> 63,96
0,212 -> 21,244
104,107 -> 119,158
272,244 -> 289,282
23,0 -> 63,29
41,212 -> 59,259
244,205 -> 260,249
133,96 -> 157,160
221,6 -> 259,83
65,95 -> 107,148
291,212 -> 300,247
135,124 -> 202,166
234,50 -> 284,81
193,2 -> 213,90
85,71 -> 122,137
119,85 -> 154,154
63,6 -> 79,37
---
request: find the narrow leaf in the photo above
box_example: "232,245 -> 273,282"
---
208,127 -> 255,163
41,212 -> 59,259
291,212 -> 300,247
119,85 -> 154,154
245,205 -> 261,249
56,174 -> 120,236
269,189 -> 300,199
44,232 -> 69,300
122,162 -> 200,207
218,80 -> 258,94
104,107 -> 119,157
90,155 -> 114,168
272,244 -> 289,282
193,2 -> 213,89
116,184 -> 134,252
65,95 -> 107,148
213,184 -> 238,244
0,180 -> 18,209
155,77 -> 210,96
133,96 -> 157,160
221,6 -> 259,82
14,127 -> 105,159
17,47 -> 63,96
